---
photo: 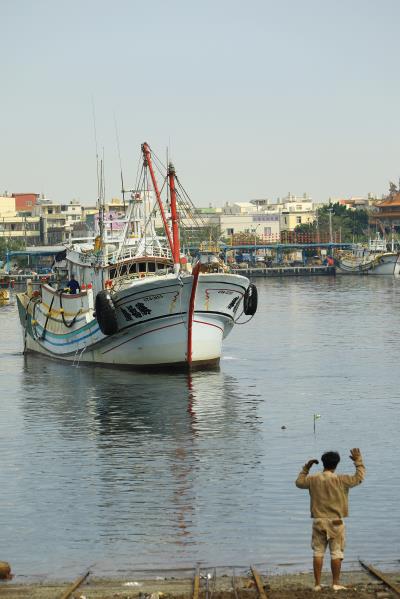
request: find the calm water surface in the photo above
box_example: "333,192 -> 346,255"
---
0,277 -> 399,580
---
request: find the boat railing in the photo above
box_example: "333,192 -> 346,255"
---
107,244 -> 172,264
111,268 -> 172,290
66,242 -> 172,267
67,249 -> 95,265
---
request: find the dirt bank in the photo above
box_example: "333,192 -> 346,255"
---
1,570 -> 399,599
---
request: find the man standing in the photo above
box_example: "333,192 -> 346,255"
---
295,448 -> 365,591
66,274 -> 80,294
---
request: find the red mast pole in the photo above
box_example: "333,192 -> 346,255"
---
168,162 -> 181,272
141,142 -> 174,255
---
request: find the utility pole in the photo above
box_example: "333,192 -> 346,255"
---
253,225 -> 260,263
328,208 -> 333,243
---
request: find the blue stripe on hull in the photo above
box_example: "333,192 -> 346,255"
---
32,322 -> 101,346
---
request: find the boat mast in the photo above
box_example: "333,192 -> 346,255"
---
98,158 -> 106,246
141,142 -> 174,255
168,162 -> 181,273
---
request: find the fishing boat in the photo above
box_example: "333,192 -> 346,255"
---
0,276 -> 13,303
336,234 -> 400,275
0,289 -> 10,303
16,143 -> 257,368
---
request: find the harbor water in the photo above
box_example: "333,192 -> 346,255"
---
0,277 -> 399,580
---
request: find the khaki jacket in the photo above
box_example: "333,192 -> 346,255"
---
295,460 -> 365,518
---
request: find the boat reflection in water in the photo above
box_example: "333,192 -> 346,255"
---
18,355 -> 263,576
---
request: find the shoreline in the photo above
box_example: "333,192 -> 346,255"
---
1,568 -> 400,598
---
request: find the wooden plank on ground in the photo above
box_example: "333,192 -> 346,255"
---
250,565 -> 269,599
359,560 -> 400,597
193,566 -> 200,599
60,570 -> 90,599
231,567 -> 239,599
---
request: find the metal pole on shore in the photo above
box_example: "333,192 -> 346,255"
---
328,208 -> 333,244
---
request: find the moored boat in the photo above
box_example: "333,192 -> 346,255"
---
0,276 -> 13,303
0,289 -> 10,303
16,143 -> 257,368
336,234 -> 400,275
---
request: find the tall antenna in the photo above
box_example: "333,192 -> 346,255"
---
114,113 -> 126,211
91,97 -> 101,206
102,148 -> 106,208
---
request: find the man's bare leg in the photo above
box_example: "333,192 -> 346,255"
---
313,556 -> 324,587
331,558 -> 344,588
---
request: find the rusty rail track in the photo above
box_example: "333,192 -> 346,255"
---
60,570 -> 91,599
250,565 -> 269,599
359,560 -> 400,597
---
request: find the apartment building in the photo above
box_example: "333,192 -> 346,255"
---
0,215 -> 41,242
0,195 -> 67,244
218,195 -> 316,238
0,195 -> 16,217
13,192 -> 40,213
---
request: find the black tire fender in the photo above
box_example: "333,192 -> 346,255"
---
243,283 -> 258,316
95,290 -> 119,336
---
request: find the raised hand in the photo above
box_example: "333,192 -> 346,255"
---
305,459 -> 319,470
349,448 -> 362,462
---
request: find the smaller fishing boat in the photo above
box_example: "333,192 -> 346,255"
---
336,234 -> 400,275
0,276 -> 13,303
0,289 -> 9,302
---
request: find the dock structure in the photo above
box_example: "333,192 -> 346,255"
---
235,265 -> 336,277
3,273 -> 57,283
221,242 -> 352,252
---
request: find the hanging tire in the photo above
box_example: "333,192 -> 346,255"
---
95,290 -> 119,336
243,283 -> 258,316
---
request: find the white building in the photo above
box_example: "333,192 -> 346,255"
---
60,200 -> 83,226
0,195 -> 16,217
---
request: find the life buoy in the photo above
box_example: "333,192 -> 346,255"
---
95,290 -> 119,335
243,283 -> 258,316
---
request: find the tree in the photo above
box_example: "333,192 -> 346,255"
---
294,203 -> 370,242
0,238 -> 26,264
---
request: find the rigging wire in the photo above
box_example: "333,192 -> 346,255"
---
134,152 -> 144,193
172,176 -> 218,248
145,144 -> 168,179
143,159 -> 148,254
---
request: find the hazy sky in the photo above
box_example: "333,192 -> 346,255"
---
1,0 -> 400,206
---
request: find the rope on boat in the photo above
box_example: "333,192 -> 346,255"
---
29,290 -> 82,344
234,311 -> 255,325
38,294 -> 56,341
58,291 -> 82,329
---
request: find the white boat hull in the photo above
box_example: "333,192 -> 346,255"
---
17,272 -> 249,368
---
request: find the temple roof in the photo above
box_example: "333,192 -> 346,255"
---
376,193 -> 400,207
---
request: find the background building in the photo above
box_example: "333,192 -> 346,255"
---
13,192 -> 40,214
0,195 -> 16,217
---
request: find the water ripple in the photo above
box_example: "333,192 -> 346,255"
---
0,278 -> 399,579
